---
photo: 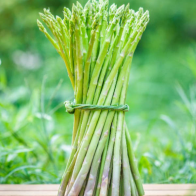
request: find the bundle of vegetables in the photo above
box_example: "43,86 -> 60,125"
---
37,0 -> 149,195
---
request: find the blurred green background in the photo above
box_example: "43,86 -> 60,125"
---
0,0 -> 196,184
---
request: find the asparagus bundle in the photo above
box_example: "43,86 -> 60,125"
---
37,1 -> 149,195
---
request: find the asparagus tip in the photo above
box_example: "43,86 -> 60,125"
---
37,19 -> 45,32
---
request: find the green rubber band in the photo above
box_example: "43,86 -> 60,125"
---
64,100 -> 129,114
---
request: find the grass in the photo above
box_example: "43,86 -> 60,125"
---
0,45 -> 196,184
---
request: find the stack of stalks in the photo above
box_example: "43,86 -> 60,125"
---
37,0 -> 149,195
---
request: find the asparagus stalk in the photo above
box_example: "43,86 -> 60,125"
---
125,125 -> 144,196
95,128 -> 112,196
71,5 -> 84,147
100,1 -> 108,49
69,19 -> 75,89
122,125 -> 131,196
99,115 -> 117,196
73,5 -> 83,104
112,61 -> 130,196
56,16 -> 70,61
90,11 -> 102,77
83,13 -> 100,104
86,1 -> 93,40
